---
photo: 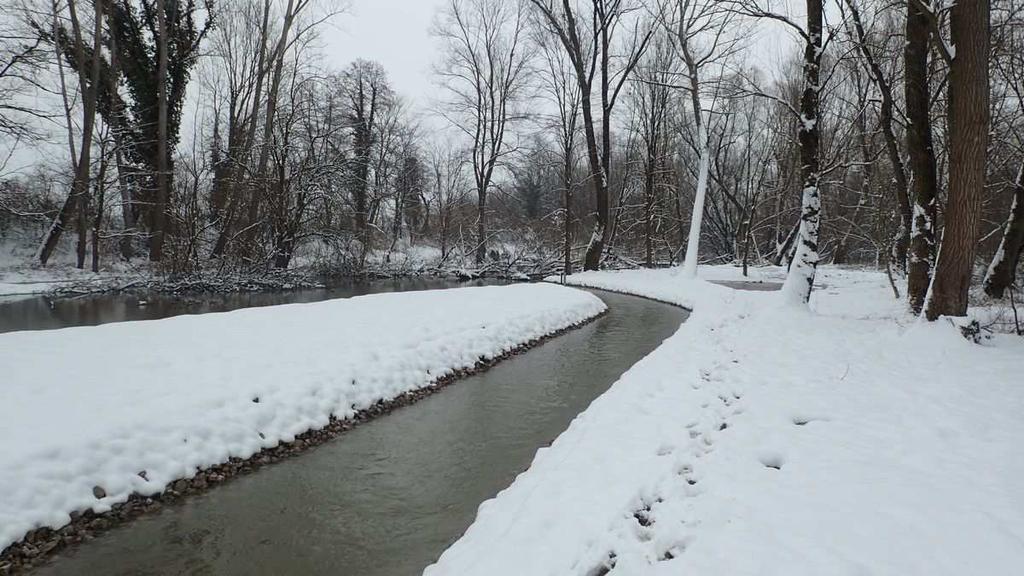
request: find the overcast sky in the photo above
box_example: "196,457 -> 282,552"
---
324,0 -> 448,118
322,0 -> 805,109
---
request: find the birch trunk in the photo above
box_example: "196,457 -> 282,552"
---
780,0 -> 823,305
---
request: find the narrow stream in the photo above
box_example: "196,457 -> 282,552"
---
30,289 -> 686,576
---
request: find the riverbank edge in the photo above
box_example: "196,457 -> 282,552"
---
0,306 -> 608,574
547,279 -> 695,312
2,264 -> 563,300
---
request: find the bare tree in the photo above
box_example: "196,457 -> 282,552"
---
663,0 -> 742,276
427,142 -> 468,261
842,0 -> 911,275
729,0 -> 826,304
37,0 -> 104,267
435,0 -> 531,266
529,0 -> 653,270
535,24 -> 582,275
632,35 -> 674,267
0,0 -> 48,147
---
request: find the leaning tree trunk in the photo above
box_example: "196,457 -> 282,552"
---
983,161 -> 1024,298
781,0 -> 823,305
38,0 -> 103,267
905,0 -> 940,314
926,0 -> 990,320
681,124 -> 710,277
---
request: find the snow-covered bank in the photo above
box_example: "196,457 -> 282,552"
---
427,266 -> 1024,576
0,284 -> 605,553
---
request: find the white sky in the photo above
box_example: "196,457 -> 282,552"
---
320,0 -> 803,119
323,0 -> 449,118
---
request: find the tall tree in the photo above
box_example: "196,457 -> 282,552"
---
37,0 -> 104,267
730,0 -> 825,303
843,0 -> 911,274
43,0 -> 213,262
667,0 -> 741,277
341,59 -> 392,255
925,0 -> 990,319
435,0 -> 530,265
905,0 -> 940,313
150,0 -> 170,261
535,26 -> 581,275
633,36 -> 673,267
529,0 -> 653,270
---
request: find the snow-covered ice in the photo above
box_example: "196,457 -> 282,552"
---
0,283 -> 606,551
427,266 -> 1024,576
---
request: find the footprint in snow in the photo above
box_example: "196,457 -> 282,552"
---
758,453 -> 785,470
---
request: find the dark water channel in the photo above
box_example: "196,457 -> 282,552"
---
28,287 -> 686,576
0,278 -> 484,334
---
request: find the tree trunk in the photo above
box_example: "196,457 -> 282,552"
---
781,0 -> 823,305
644,149 -> 655,267
92,147 -> 108,272
76,160 -> 88,268
474,188 -> 486,265
926,0 -> 990,320
983,161 -> 1024,298
149,0 -> 170,261
563,150 -> 573,276
679,26 -> 709,278
905,1 -> 940,313
681,124 -> 710,276
108,9 -> 134,261
579,83 -> 607,271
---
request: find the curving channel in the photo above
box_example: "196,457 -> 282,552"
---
28,287 -> 687,576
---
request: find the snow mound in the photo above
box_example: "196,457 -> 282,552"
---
0,283 -> 605,551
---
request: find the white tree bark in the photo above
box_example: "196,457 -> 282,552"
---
781,183 -> 822,305
681,122 -> 710,277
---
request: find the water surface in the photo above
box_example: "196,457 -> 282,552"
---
33,289 -> 686,576
0,278 -> 486,333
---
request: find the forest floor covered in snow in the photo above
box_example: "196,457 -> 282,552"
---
0,283 -> 605,564
428,265 -> 1024,576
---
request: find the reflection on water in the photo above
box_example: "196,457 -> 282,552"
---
0,278 -> 491,334
32,290 -> 686,576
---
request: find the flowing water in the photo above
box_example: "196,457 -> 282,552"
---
25,286 -> 686,576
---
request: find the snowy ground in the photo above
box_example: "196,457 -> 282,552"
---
427,265 -> 1024,576
0,283 -> 605,551
0,240 -> 147,297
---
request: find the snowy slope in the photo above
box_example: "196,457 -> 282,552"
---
426,266 -> 1024,576
0,283 -> 605,551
